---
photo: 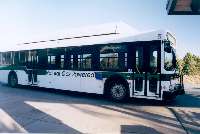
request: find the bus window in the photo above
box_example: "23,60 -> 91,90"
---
150,50 -> 158,73
29,51 -> 38,65
28,51 -> 31,62
48,56 -> 56,65
4,52 -> 12,65
100,53 -> 118,70
135,48 -> 143,73
14,52 -> 20,65
19,51 -> 26,65
2,53 -> 5,65
37,49 -> 48,68
125,53 -> 128,68
47,48 -> 66,69
61,55 -> 64,69
70,55 -> 74,69
164,43 -> 175,71
78,54 -> 92,70
24,51 -> 29,64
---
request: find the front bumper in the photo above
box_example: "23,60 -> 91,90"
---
163,84 -> 185,100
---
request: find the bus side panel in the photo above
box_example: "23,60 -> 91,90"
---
37,70 -> 104,94
0,70 -> 10,84
81,71 -> 104,94
37,70 -> 82,92
16,70 -> 29,85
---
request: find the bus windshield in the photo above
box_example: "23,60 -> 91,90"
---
164,41 -> 176,71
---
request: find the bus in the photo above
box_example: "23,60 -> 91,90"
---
0,27 -> 184,101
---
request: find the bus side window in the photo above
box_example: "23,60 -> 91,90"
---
60,55 -> 64,69
118,52 -> 127,71
149,49 -> 158,73
48,56 -> 56,69
125,53 -> 128,68
19,51 -> 25,66
100,53 -> 119,70
70,55 -> 74,69
37,50 -> 48,69
135,47 -> 143,73
52,54 -> 65,69
5,52 -> 12,65
14,52 -> 20,65
48,49 -> 66,69
78,54 -> 92,70
2,53 -> 6,65
24,51 -> 28,65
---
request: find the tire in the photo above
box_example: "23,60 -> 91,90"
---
9,73 -> 18,88
109,83 -> 128,102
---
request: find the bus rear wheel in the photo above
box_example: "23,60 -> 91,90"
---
109,83 -> 128,102
9,73 -> 18,88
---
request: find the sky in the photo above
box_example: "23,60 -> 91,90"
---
0,0 -> 199,58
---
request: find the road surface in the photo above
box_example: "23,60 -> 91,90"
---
0,84 -> 199,134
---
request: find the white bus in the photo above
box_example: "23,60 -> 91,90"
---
0,27 -> 184,101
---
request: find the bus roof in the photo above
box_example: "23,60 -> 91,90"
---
1,22 -> 171,52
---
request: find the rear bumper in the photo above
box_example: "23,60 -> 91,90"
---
163,84 -> 185,100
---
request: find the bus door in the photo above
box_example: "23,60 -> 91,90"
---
146,45 -> 160,98
28,51 -> 38,85
133,46 -> 145,96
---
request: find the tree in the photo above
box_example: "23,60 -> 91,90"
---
181,52 -> 199,75
193,55 -> 200,75
176,58 -> 184,75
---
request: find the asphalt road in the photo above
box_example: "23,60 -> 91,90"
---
0,84 -> 199,134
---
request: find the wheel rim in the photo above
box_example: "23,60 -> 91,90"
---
110,84 -> 126,100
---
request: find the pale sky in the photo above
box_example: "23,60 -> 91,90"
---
0,0 -> 200,57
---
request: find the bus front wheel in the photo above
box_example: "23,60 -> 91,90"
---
109,83 -> 128,102
8,73 -> 18,88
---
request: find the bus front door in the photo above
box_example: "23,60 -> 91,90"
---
133,47 -> 145,96
146,45 -> 160,98
28,51 -> 38,85
132,44 -> 161,99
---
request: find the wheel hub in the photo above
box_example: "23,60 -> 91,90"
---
111,84 -> 125,99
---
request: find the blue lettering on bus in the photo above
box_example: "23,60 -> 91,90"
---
48,71 -> 95,78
